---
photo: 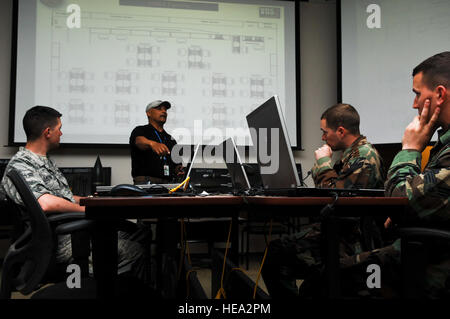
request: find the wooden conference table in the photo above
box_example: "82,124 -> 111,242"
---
80,194 -> 408,298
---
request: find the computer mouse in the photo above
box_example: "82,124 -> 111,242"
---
110,184 -> 148,197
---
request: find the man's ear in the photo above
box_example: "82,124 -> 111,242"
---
43,127 -> 51,138
336,126 -> 346,137
436,85 -> 447,106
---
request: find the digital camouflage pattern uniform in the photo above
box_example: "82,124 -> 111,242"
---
262,136 -> 385,298
1,147 -> 75,207
1,147 -> 151,283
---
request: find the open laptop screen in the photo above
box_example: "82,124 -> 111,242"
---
246,95 -> 300,189
185,144 -> 201,180
221,137 -> 251,191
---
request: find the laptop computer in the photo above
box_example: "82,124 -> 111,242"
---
137,143 -> 201,191
96,144 -> 201,194
221,137 -> 252,192
181,143 -> 201,185
246,95 -> 384,197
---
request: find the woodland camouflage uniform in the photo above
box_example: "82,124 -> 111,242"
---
385,127 -> 449,221
261,135 -> 385,298
312,135 -> 384,189
361,126 -> 450,298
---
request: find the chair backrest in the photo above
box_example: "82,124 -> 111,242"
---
183,256 -> 207,299
399,226 -> 450,298
0,169 -> 54,298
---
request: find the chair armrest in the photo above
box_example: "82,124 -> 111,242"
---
47,212 -> 85,223
398,227 -> 450,243
49,213 -> 138,234
48,212 -> 93,235
55,219 -> 96,235
115,220 -> 138,233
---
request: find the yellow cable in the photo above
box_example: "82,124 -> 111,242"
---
178,219 -> 194,279
178,219 -> 196,296
183,176 -> 191,191
185,269 -> 196,298
253,219 -> 273,299
183,219 -> 192,265
214,219 -> 233,299
215,287 -> 226,299
169,176 -> 190,193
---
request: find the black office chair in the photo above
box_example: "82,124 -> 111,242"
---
239,163 -> 306,270
399,226 -> 450,298
0,169 -> 98,299
1,169 -> 156,299
239,215 -> 292,270
177,256 -> 207,299
211,248 -> 270,299
0,193 -> 22,245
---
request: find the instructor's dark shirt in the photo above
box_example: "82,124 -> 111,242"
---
129,124 -> 177,179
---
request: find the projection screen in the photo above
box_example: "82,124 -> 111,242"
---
10,0 -> 300,147
340,0 -> 449,144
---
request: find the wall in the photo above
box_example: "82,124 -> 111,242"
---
0,1 -> 337,187
295,1 -> 337,185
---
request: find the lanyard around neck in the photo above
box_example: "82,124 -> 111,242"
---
153,129 -> 165,143
154,129 -> 168,162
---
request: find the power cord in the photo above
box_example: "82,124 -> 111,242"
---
253,218 -> 273,299
320,192 -> 339,220
169,176 -> 191,193
301,170 -> 312,187
215,219 -> 233,299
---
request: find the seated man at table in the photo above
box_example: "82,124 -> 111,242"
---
261,103 -> 385,298
1,105 -> 152,285
353,52 -> 450,298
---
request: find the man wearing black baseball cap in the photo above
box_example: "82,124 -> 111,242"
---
129,100 -> 184,184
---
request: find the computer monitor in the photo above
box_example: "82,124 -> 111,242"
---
221,137 -> 251,191
246,95 -> 301,189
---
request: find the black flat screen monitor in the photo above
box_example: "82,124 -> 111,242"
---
246,95 -> 300,189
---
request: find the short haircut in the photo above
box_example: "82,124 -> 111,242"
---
321,103 -> 360,135
412,51 -> 450,89
23,106 -> 62,141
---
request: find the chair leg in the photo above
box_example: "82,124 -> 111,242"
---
402,240 -> 427,298
0,278 -> 12,299
0,259 -> 14,299
239,228 -> 243,266
246,229 -> 249,270
70,232 -> 91,278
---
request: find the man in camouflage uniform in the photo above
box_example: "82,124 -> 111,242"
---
1,106 -> 151,284
261,103 -> 385,298
351,52 -> 450,298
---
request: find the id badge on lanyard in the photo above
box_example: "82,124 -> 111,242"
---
154,129 -> 170,177
164,164 -> 170,177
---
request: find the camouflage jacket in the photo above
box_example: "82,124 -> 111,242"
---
311,136 -> 384,189
1,147 -> 75,206
385,127 -> 449,222
385,127 -> 449,298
